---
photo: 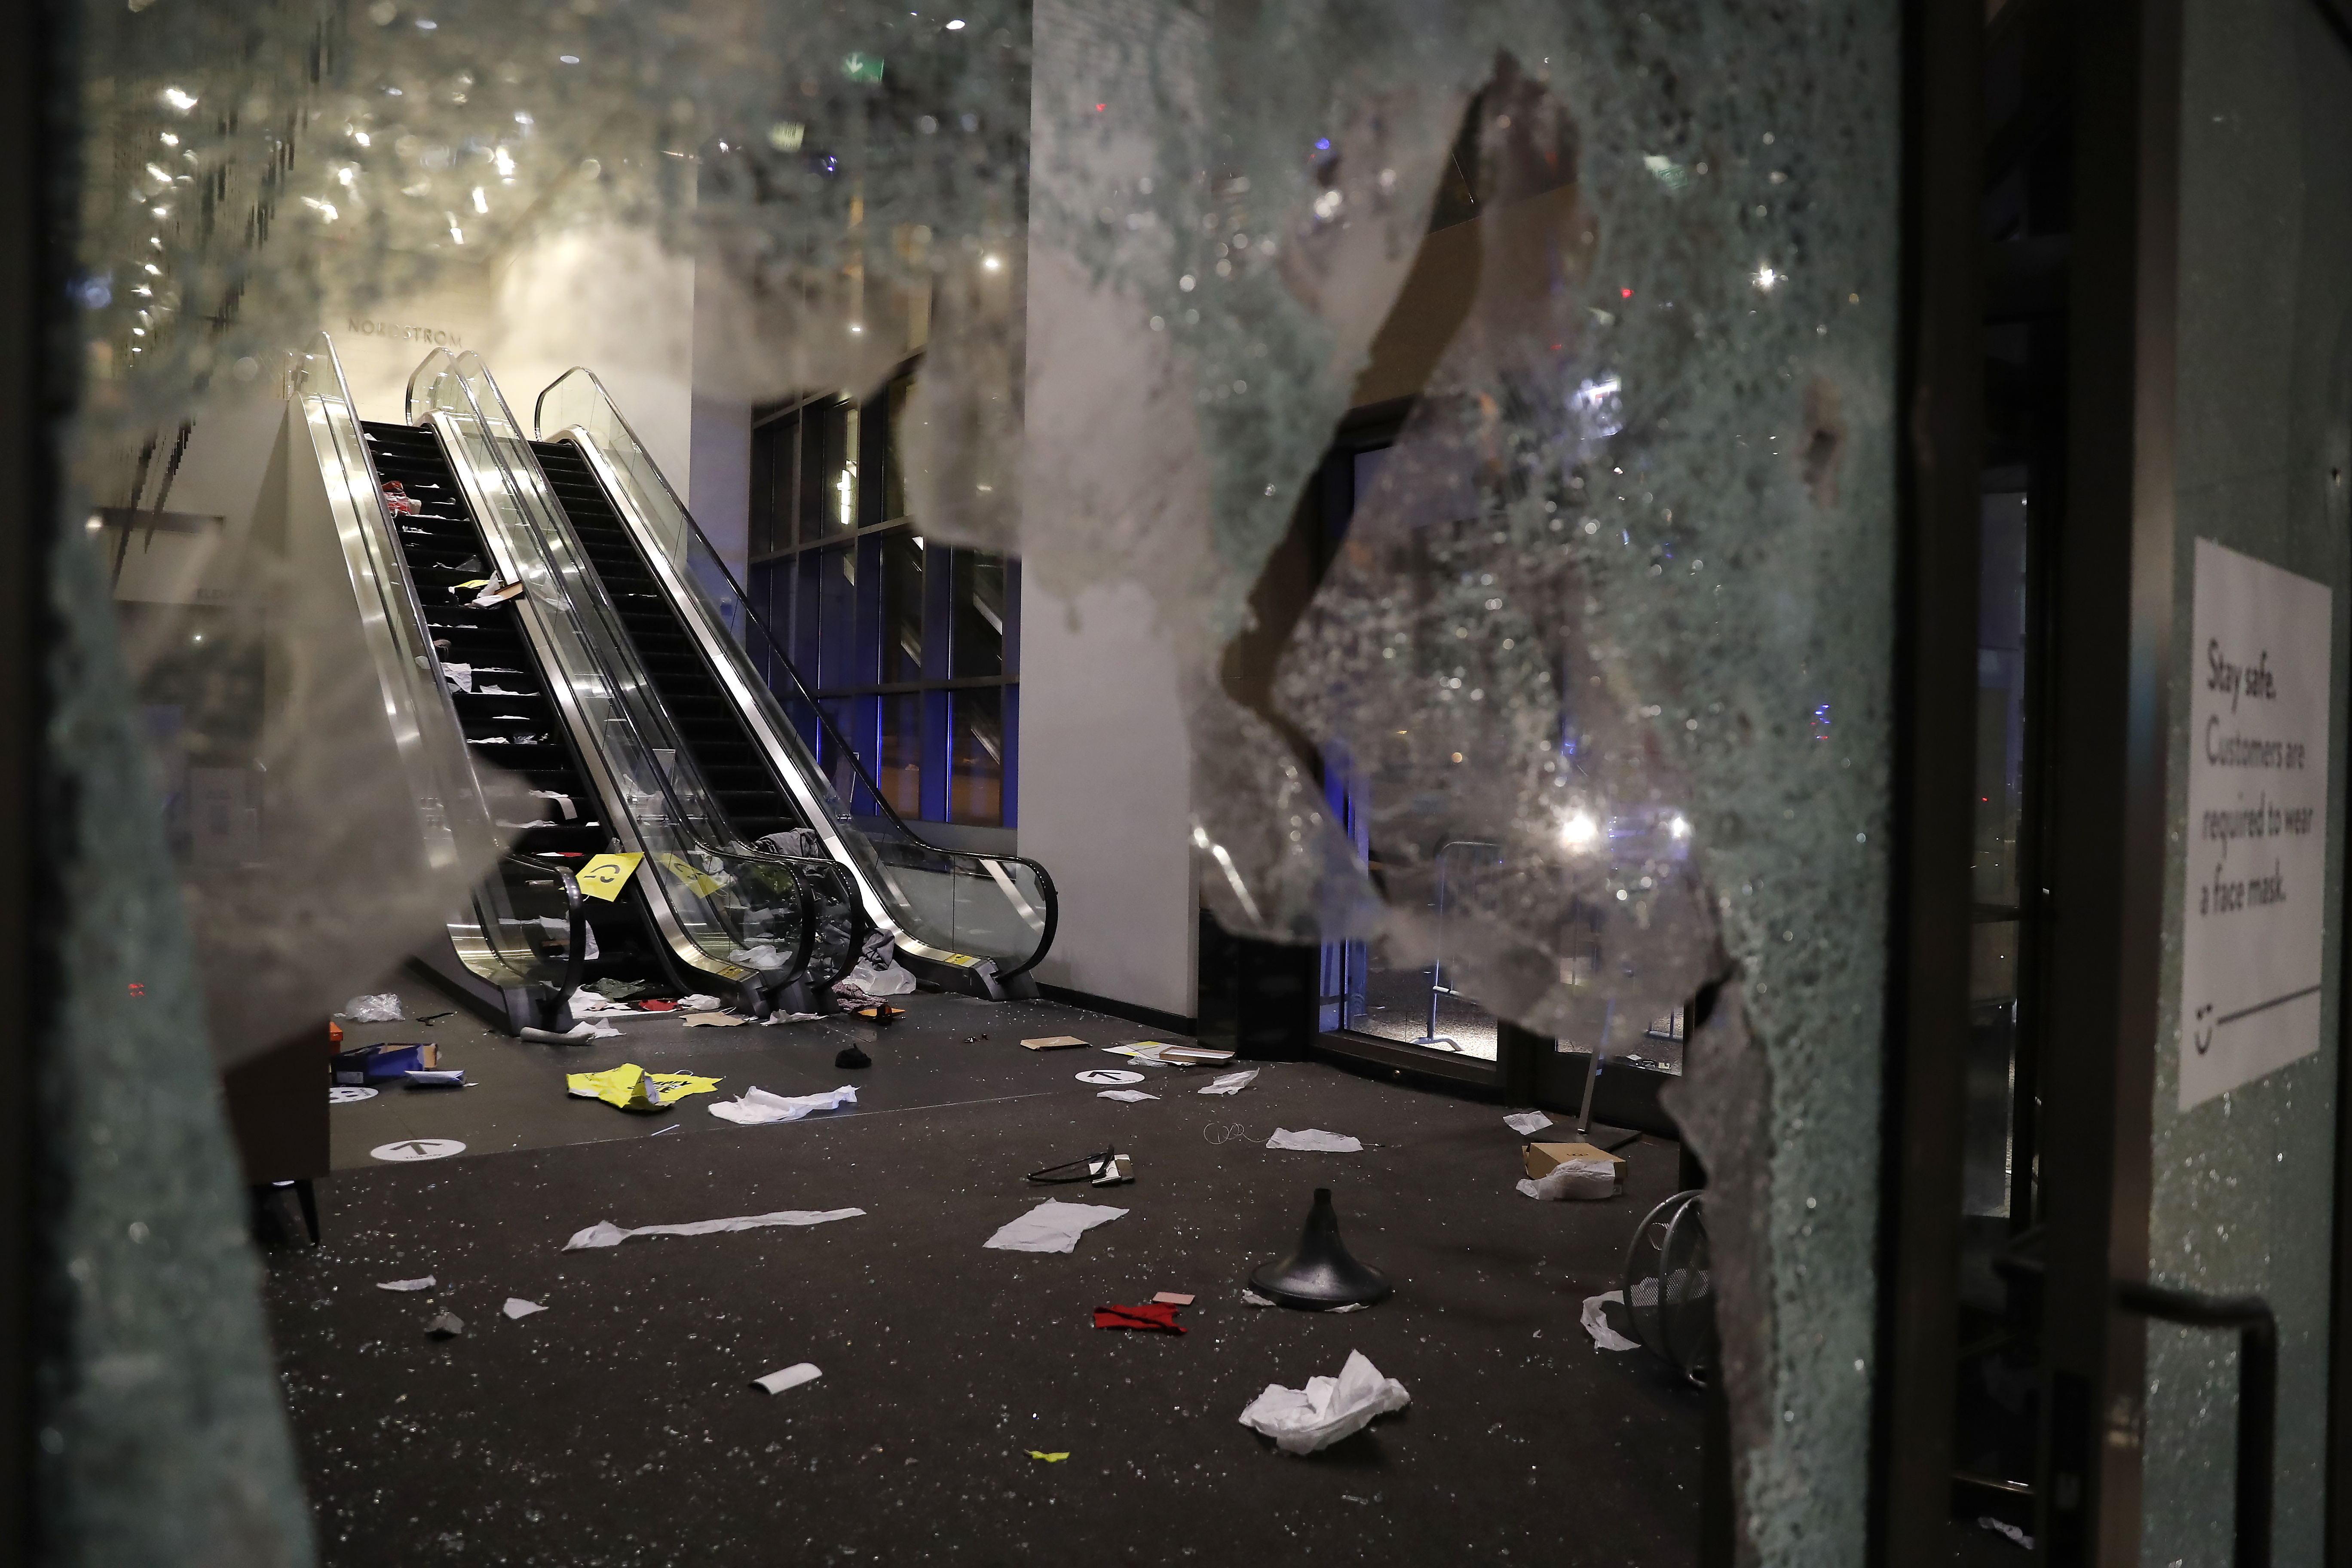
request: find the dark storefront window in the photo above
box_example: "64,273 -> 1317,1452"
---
744,368 -> 1019,829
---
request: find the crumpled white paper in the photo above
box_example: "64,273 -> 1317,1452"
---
338,992 -> 404,1023
707,1085 -> 859,1125
563,1208 -> 866,1251
376,1276 -> 435,1292
728,943 -> 789,971
1516,1158 -> 1618,1201
503,1298 -> 547,1320
754,1363 -> 823,1395
523,1020 -> 619,1043
1097,1089 -> 1159,1102
676,993 -> 724,1012
1580,1292 -> 1640,1352
1266,1129 -> 1363,1153
1237,1351 -> 1412,1455
981,1199 -> 1129,1254
1504,1111 -> 1553,1136
567,986 -> 637,1016
1198,1070 -> 1259,1096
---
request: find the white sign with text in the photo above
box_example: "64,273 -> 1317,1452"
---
2180,538 -> 2333,1109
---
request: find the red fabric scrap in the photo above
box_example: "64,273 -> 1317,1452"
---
1092,1302 -> 1186,1334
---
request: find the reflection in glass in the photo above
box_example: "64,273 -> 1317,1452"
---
949,686 -> 1004,826
881,530 -> 925,683
879,693 -> 922,818
951,550 -> 1006,678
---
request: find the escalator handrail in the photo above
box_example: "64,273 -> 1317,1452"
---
532,366 -> 1058,979
407,351 -> 831,989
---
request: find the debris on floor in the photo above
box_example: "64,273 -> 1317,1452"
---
1077,1069 -> 1145,1085
755,1011 -> 827,1026
1977,1516 -> 2033,1551
502,1298 -> 547,1320
1580,1292 -> 1639,1352
563,1207 -> 866,1251
1096,1089 -> 1158,1102
1504,1110 -> 1553,1135
1026,1451 -> 1069,1463
1197,1069 -> 1259,1096
566,1063 -> 723,1112
707,1084 -> 859,1125
1152,1292 -> 1195,1306
1093,1302 -> 1186,1334
1265,1128 -> 1363,1153
676,994 -> 724,1012
1241,1290 -> 1276,1307
425,1311 -> 466,1338
522,1021 -> 619,1044
1028,1148 -> 1133,1187
404,1068 -> 468,1088
1021,1035 -> 1088,1050
682,1011 -> 751,1027
332,1042 -> 438,1084
337,992 -> 405,1023
982,1199 -> 1129,1254
1519,1142 -> 1626,1199
328,1085 -> 377,1104
1237,1351 -> 1412,1455
591,977 -> 653,1001
1107,1041 -> 1234,1065
753,1363 -> 823,1395
376,1276 -> 436,1292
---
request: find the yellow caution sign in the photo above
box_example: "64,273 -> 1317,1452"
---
576,852 -> 644,902
655,851 -> 723,897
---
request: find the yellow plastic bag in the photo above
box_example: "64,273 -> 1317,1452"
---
566,1062 -> 722,1112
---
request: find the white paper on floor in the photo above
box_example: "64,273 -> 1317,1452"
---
1198,1070 -> 1259,1096
1580,1292 -> 1641,1352
503,1298 -> 547,1320
1265,1128 -> 1363,1153
563,1207 -> 866,1251
376,1277 -> 436,1292
1077,1069 -> 1145,1085
756,1011 -> 827,1026
675,993 -> 724,1012
1237,1351 -> 1413,1455
1096,1089 -> 1159,1102
1517,1158 -> 1618,1201
567,986 -> 636,1016
707,1085 -> 859,1125
1241,1289 -> 1276,1307
338,992 -> 404,1023
754,1363 -> 823,1395
842,956 -> 918,996
1503,1110 -> 1553,1136
981,1199 -> 1129,1254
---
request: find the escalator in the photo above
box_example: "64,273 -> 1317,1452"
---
358,420 -> 686,994
291,332 -> 851,1032
532,368 -> 1057,999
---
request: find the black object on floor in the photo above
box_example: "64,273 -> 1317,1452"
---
834,1042 -> 872,1069
1247,1186 -> 1393,1310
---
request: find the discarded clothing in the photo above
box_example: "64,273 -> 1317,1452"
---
589,977 -> 652,1001
707,1084 -> 859,1125
1094,1302 -> 1187,1334
1504,1110 -> 1553,1136
1237,1351 -> 1412,1455
1096,1089 -> 1158,1102
1518,1157 -> 1618,1201
502,1298 -> 547,1320
982,1199 -> 1129,1255
376,1277 -> 436,1292
1198,1070 -> 1259,1096
1580,1292 -> 1640,1352
563,1207 -> 865,1252
1265,1128 -> 1364,1153
565,1063 -> 722,1112
754,1363 -> 823,1395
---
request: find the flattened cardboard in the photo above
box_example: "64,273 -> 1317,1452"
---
1022,1035 -> 1089,1050
1522,1141 -> 1627,1193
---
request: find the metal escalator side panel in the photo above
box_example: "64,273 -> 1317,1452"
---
289,334 -> 540,990
419,407 -> 742,990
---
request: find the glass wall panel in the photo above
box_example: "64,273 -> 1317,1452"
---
948,686 -> 1005,827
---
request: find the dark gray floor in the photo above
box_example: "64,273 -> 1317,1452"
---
273,979 -> 1706,1565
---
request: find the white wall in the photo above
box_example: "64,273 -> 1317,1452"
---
1016,578 -> 1197,1020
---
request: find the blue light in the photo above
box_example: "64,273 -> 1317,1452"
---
1314,138 -> 1331,150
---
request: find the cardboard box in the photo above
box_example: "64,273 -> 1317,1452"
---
1522,1141 -> 1626,1194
